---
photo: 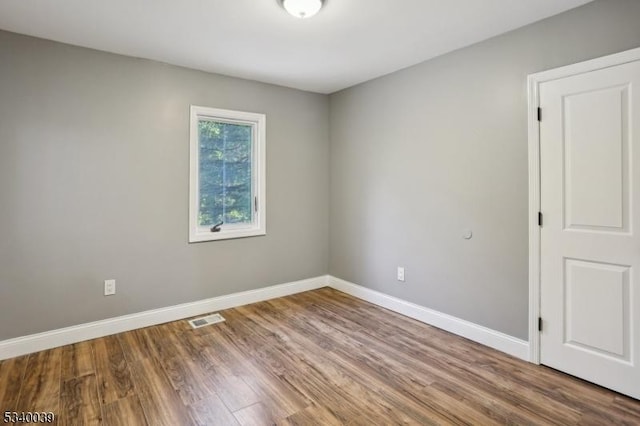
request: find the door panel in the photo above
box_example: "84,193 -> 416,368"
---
564,85 -> 628,231
564,258 -> 629,360
539,59 -> 640,399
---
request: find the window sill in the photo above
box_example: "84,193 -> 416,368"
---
189,228 -> 266,243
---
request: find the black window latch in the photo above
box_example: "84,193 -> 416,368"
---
210,222 -> 223,232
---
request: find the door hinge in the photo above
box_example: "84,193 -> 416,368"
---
537,107 -> 542,122
538,317 -> 543,332
254,196 -> 258,212
538,212 -> 543,227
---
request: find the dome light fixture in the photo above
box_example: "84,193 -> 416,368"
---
281,0 -> 324,19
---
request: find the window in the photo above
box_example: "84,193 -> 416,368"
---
189,106 -> 266,242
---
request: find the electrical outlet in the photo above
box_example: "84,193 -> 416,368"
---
104,279 -> 116,296
397,267 -> 405,282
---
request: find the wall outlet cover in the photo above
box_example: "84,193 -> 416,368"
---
104,279 -> 116,296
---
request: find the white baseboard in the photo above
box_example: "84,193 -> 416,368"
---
328,276 -> 530,361
0,275 -> 530,362
0,276 -> 328,361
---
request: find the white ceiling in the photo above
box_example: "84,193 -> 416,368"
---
0,0 -> 594,94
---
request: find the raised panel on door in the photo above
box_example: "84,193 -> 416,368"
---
564,259 -> 630,361
563,85 -> 629,232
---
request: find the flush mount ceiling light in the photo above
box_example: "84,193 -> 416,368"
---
281,0 -> 324,19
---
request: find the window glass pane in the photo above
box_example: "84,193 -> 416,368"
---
198,120 -> 253,227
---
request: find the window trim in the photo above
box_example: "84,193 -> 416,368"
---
189,105 -> 266,243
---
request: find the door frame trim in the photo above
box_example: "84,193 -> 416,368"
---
527,47 -> 640,364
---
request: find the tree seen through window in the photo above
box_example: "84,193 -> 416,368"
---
198,120 -> 252,226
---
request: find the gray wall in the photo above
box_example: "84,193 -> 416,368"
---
3,0 -> 640,344
329,0 -> 640,339
0,31 -> 330,340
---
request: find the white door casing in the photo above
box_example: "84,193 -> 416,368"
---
528,48 -> 640,400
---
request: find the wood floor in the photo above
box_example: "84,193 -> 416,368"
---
1,288 -> 639,425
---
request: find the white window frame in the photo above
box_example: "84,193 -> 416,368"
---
189,105 -> 266,242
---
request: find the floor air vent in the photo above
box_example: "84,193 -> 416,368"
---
188,313 -> 226,329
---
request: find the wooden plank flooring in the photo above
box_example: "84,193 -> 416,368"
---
0,287 -> 638,425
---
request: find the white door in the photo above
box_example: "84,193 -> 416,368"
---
539,58 -> 640,399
